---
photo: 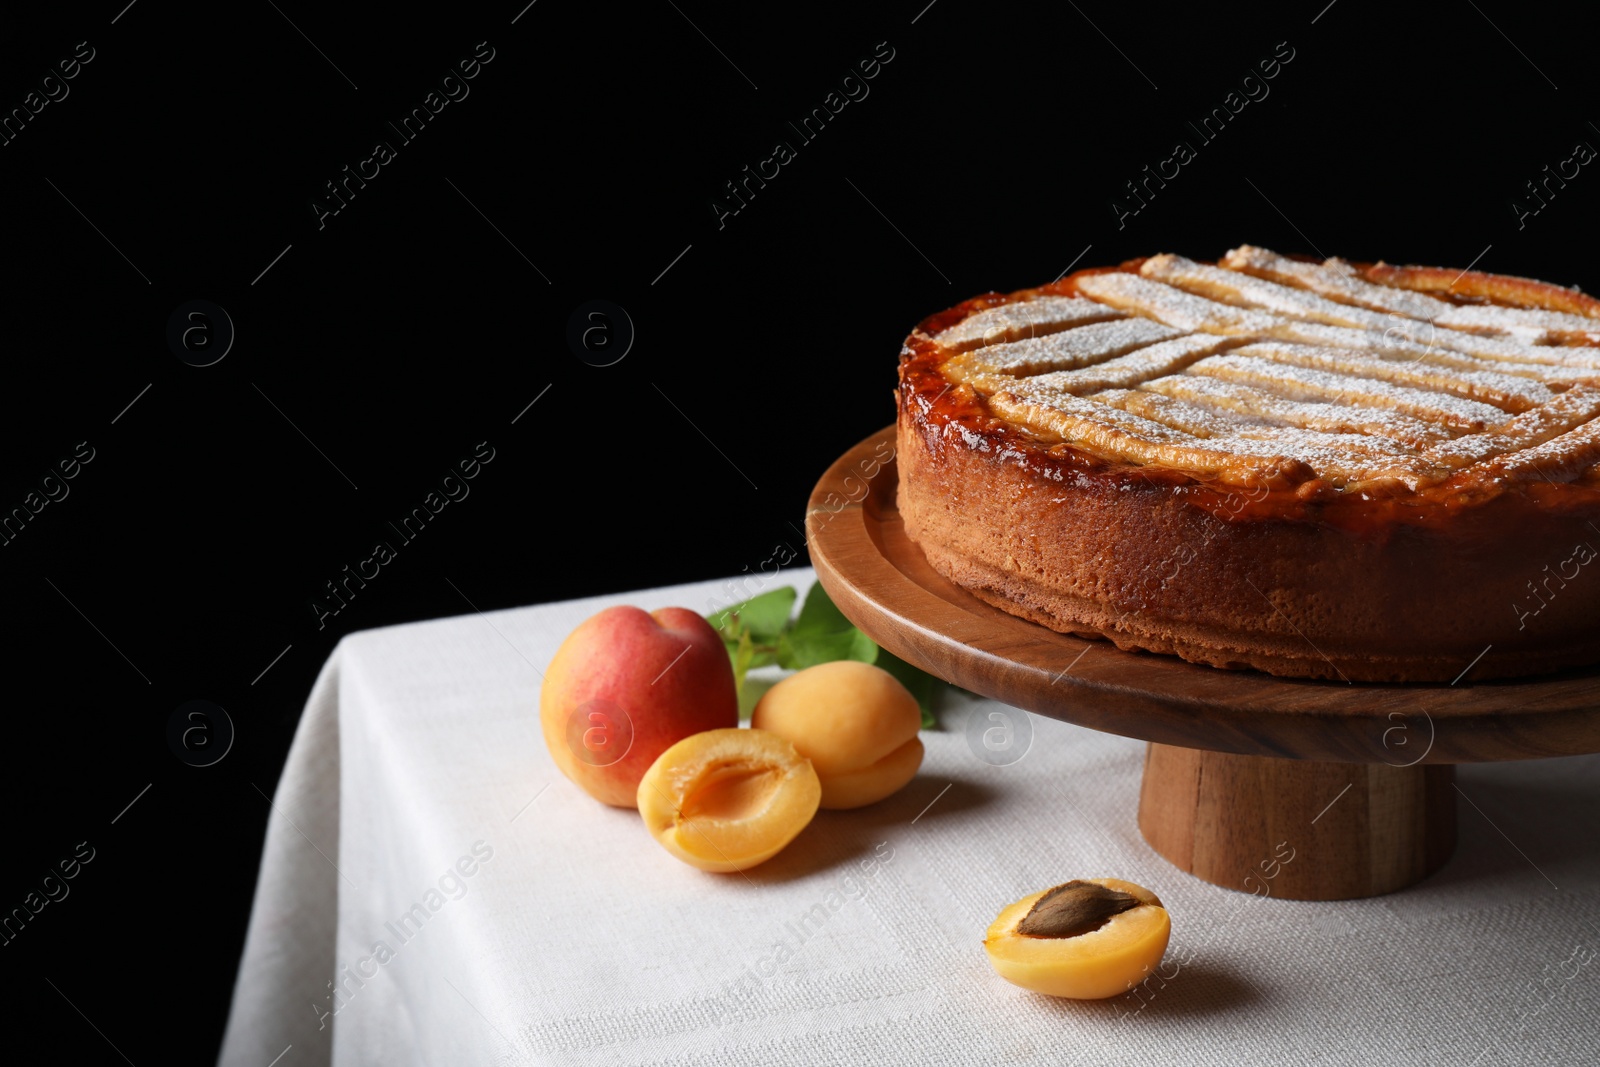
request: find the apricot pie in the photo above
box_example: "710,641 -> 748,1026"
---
896,246 -> 1600,682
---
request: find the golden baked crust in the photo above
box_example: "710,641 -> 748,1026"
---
896,246 -> 1600,682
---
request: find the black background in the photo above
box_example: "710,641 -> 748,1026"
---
2,1 -> 1597,1061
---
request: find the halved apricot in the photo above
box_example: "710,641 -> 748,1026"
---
983,878 -> 1171,999
636,728 -> 821,872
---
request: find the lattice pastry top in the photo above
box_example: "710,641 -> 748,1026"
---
926,246 -> 1600,494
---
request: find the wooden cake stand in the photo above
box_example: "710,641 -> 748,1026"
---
808,427 -> 1600,900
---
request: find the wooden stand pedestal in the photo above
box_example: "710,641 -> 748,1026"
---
1137,744 -> 1456,900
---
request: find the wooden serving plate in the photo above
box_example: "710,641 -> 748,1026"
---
807,426 -> 1600,900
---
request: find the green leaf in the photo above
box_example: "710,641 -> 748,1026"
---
708,586 -> 796,644
781,582 -> 878,669
876,648 -> 941,730
778,628 -> 877,669
709,579 -> 951,729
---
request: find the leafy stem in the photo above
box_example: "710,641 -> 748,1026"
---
708,580 -> 948,728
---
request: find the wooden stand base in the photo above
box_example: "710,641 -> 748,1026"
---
1137,743 -> 1457,900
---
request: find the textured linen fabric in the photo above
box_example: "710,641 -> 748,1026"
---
218,570 -> 1600,1067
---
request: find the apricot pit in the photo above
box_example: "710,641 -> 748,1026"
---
983,878 -> 1171,999
637,728 -> 821,873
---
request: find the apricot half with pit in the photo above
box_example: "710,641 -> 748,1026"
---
751,661 -> 924,809
983,878 -> 1171,999
637,728 -> 821,873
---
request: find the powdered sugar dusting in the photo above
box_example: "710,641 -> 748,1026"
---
1075,272 -> 1281,334
1007,335 -> 1225,395
1093,386 -> 1263,437
940,245 -> 1600,488
934,296 -> 1122,353
1142,254 -> 1394,331
1236,342 -> 1553,411
998,385 -> 1434,485
1140,373 -> 1450,448
963,317 -> 1179,376
1220,245 -> 1454,321
1436,303 -> 1600,343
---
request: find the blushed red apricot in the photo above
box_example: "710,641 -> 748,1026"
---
539,606 -> 737,808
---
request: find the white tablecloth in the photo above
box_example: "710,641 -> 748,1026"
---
218,569 -> 1600,1066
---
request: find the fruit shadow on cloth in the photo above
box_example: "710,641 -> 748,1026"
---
734,776 -> 999,885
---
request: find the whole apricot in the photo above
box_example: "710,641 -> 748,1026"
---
637,728 -> 821,872
540,606 -> 737,808
751,661 -> 924,809
983,878 -> 1171,999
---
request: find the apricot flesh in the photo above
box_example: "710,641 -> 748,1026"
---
751,661 -> 923,809
637,728 -> 820,873
983,878 -> 1171,999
